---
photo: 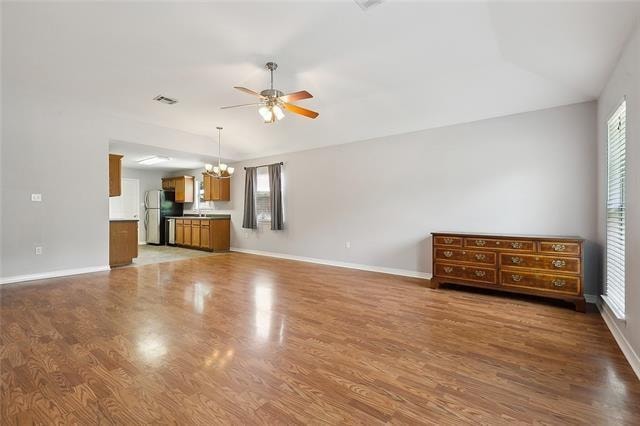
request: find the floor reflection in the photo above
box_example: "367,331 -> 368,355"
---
254,283 -> 273,342
184,282 -> 213,314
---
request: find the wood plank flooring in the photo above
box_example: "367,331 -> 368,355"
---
1,253 -> 639,424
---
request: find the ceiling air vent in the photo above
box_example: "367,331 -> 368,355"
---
354,0 -> 384,11
153,95 -> 178,105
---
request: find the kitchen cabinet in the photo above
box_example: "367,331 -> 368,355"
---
161,176 -> 194,203
174,218 -> 230,251
202,174 -> 230,201
109,220 -> 138,267
175,220 -> 184,245
109,154 -> 123,197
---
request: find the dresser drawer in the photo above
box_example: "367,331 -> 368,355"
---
434,236 -> 463,247
435,263 -> 496,284
464,238 -> 534,251
434,248 -> 496,265
538,241 -> 581,256
500,271 -> 580,295
500,253 -> 580,274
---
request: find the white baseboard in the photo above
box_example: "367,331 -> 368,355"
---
230,247 -> 432,280
597,297 -> 640,380
0,265 -> 111,285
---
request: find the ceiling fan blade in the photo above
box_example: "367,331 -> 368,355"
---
221,103 -> 262,109
283,103 -> 319,119
233,86 -> 264,97
279,90 -> 313,103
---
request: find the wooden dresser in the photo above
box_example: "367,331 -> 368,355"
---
431,232 -> 585,311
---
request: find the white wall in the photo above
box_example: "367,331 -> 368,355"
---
597,23 -> 640,361
0,93 -> 215,280
230,102 -> 599,294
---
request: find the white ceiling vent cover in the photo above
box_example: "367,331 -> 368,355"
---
153,95 -> 178,105
354,0 -> 384,11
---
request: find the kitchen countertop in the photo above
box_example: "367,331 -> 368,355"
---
166,215 -> 231,220
110,218 -> 139,222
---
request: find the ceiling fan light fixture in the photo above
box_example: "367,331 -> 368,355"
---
205,163 -> 213,172
273,105 -> 285,120
219,163 -> 228,172
259,105 -> 273,122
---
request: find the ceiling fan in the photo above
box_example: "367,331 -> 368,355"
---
221,62 -> 319,123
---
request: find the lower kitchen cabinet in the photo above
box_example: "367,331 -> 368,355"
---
174,218 -> 230,251
109,220 -> 138,267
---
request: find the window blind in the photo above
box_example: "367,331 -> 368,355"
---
604,100 -> 626,318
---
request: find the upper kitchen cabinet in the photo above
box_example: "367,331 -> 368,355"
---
162,176 -> 194,203
108,154 -> 123,197
202,173 -> 230,201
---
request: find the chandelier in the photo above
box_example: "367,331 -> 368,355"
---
204,126 -> 234,178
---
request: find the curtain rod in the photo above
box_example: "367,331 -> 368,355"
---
244,162 -> 284,170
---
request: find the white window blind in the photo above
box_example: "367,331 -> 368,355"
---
604,100 -> 626,319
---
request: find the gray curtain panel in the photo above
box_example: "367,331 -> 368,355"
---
242,167 -> 257,229
268,163 -> 284,230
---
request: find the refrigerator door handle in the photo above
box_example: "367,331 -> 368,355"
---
144,209 -> 149,230
144,191 -> 149,209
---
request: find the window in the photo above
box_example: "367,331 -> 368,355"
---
256,168 -> 271,223
604,100 -> 626,319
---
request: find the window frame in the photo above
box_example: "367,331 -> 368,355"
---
603,99 -> 627,320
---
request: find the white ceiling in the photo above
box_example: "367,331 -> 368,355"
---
4,1 -> 640,161
109,140 -> 223,172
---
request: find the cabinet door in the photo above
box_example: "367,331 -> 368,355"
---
202,174 -> 212,201
211,177 -> 221,200
184,223 -> 192,246
175,177 -> 185,202
200,223 -> 211,249
175,221 -> 184,245
191,223 -> 201,247
109,154 -> 122,197
219,178 -> 230,201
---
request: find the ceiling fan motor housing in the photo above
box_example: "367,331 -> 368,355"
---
260,89 -> 284,98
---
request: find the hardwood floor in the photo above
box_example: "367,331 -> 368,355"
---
1,253 -> 638,424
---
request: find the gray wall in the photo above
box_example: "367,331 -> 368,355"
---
230,102 -> 599,294
597,24 -> 640,358
0,94 -> 216,280
120,167 -> 165,243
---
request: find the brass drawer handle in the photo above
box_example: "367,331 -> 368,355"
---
552,279 -> 566,287
443,251 -> 453,258
551,259 -> 566,268
511,242 -> 523,249
443,237 -> 454,244
511,256 -> 524,264
474,270 -> 486,277
511,274 -> 523,282
475,239 -> 486,246
552,244 -> 566,252
474,253 -> 486,261
443,266 -> 454,273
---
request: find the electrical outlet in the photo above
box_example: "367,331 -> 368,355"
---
35,246 -> 43,255
31,193 -> 42,202
345,241 -> 351,249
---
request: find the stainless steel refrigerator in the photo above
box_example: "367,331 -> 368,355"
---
144,190 -> 183,245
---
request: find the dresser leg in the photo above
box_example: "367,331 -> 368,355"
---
574,298 -> 586,313
430,278 -> 440,289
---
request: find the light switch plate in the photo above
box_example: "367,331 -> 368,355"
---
31,193 -> 42,202
35,246 -> 43,255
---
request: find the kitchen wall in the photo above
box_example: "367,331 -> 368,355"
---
230,101 -> 599,294
121,167 -> 165,244
597,23 -> 640,371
